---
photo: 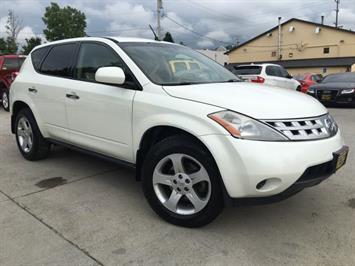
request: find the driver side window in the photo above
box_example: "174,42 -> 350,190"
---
74,43 -> 133,84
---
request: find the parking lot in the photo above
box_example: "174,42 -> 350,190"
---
0,108 -> 354,266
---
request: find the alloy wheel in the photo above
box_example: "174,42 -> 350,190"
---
17,117 -> 34,153
2,91 -> 8,110
152,153 -> 211,215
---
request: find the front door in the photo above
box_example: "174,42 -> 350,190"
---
66,42 -> 136,162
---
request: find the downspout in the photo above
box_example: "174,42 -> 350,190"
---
278,17 -> 282,60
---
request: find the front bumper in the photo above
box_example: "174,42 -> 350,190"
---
200,131 -> 345,198
308,91 -> 355,105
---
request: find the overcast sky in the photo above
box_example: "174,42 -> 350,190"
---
1,0 -> 355,48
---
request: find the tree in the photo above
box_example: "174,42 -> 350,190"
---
0,10 -> 23,54
21,37 -> 42,55
0,37 -> 18,55
163,32 -> 174,43
42,2 -> 87,41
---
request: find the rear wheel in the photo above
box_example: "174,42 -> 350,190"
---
1,90 -> 9,111
296,86 -> 301,92
15,108 -> 50,161
141,136 -> 224,227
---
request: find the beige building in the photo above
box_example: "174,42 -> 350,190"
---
227,18 -> 355,75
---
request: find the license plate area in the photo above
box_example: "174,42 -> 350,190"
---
332,146 -> 349,172
321,94 -> 332,101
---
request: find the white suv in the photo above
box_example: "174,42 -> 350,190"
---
10,37 -> 348,227
233,63 -> 301,90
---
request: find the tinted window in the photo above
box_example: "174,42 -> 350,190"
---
294,74 -> 306,80
2,57 -> 26,70
322,73 -> 355,83
279,67 -> 290,78
74,43 -> 131,83
40,43 -> 76,77
31,47 -> 49,71
233,66 -> 261,75
266,66 -> 277,76
266,66 -> 286,77
312,74 -> 323,82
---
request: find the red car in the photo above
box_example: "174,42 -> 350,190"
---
294,73 -> 323,93
0,55 -> 26,111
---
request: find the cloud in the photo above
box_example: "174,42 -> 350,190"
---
0,0 -> 354,49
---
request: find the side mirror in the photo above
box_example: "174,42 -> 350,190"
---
286,74 -> 293,79
95,67 -> 125,85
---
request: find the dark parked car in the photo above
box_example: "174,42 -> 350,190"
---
0,55 -> 26,111
308,72 -> 355,106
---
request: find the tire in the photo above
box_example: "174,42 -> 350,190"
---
296,86 -> 301,92
141,135 -> 224,227
1,90 -> 9,111
15,108 -> 50,161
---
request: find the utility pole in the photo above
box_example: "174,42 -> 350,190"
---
157,0 -> 163,40
277,17 -> 282,60
334,0 -> 340,28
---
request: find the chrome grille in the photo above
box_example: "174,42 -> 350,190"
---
263,114 -> 337,140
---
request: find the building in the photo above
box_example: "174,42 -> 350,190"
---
226,18 -> 355,75
197,46 -> 229,65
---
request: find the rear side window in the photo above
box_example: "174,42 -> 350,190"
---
233,66 -> 261,75
31,47 -> 49,71
40,43 -> 76,77
266,66 -> 283,77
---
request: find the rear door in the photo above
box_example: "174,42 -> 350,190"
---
30,43 -> 77,141
66,42 -> 136,161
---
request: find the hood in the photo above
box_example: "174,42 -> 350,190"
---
310,82 -> 355,90
163,82 -> 327,119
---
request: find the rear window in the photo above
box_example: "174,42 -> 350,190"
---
40,43 -> 76,77
2,57 -> 25,70
233,66 -> 261,75
294,74 -> 306,80
31,47 -> 50,71
322,73 -> 355,83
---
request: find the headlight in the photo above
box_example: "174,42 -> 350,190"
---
341,89 -> 354,94
208,111 -> 288,141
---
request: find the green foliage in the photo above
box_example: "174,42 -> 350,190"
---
21,37 -> 42,55
163,32 -> 174,43
0,37 -> 18,55
42,2 -> 87,41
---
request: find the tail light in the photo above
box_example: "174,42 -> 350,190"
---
250,76 -> 265,83
11,72 -> 19,81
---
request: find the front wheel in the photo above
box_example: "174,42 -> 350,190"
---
1,90 -> 9,111
141,136 -> 224,227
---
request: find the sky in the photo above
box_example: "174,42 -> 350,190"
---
1,0 -> 355,49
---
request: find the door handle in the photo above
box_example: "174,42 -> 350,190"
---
66,92 -> 80,100
28,87 -> 37,93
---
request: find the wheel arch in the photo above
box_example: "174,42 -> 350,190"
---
136,125 -> 216,181
11,101 -> 31,133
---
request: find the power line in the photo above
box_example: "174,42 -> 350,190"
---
164,16 -> 230,45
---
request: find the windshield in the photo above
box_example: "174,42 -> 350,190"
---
119,42 -> 239,85
322,73 -> 355,83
